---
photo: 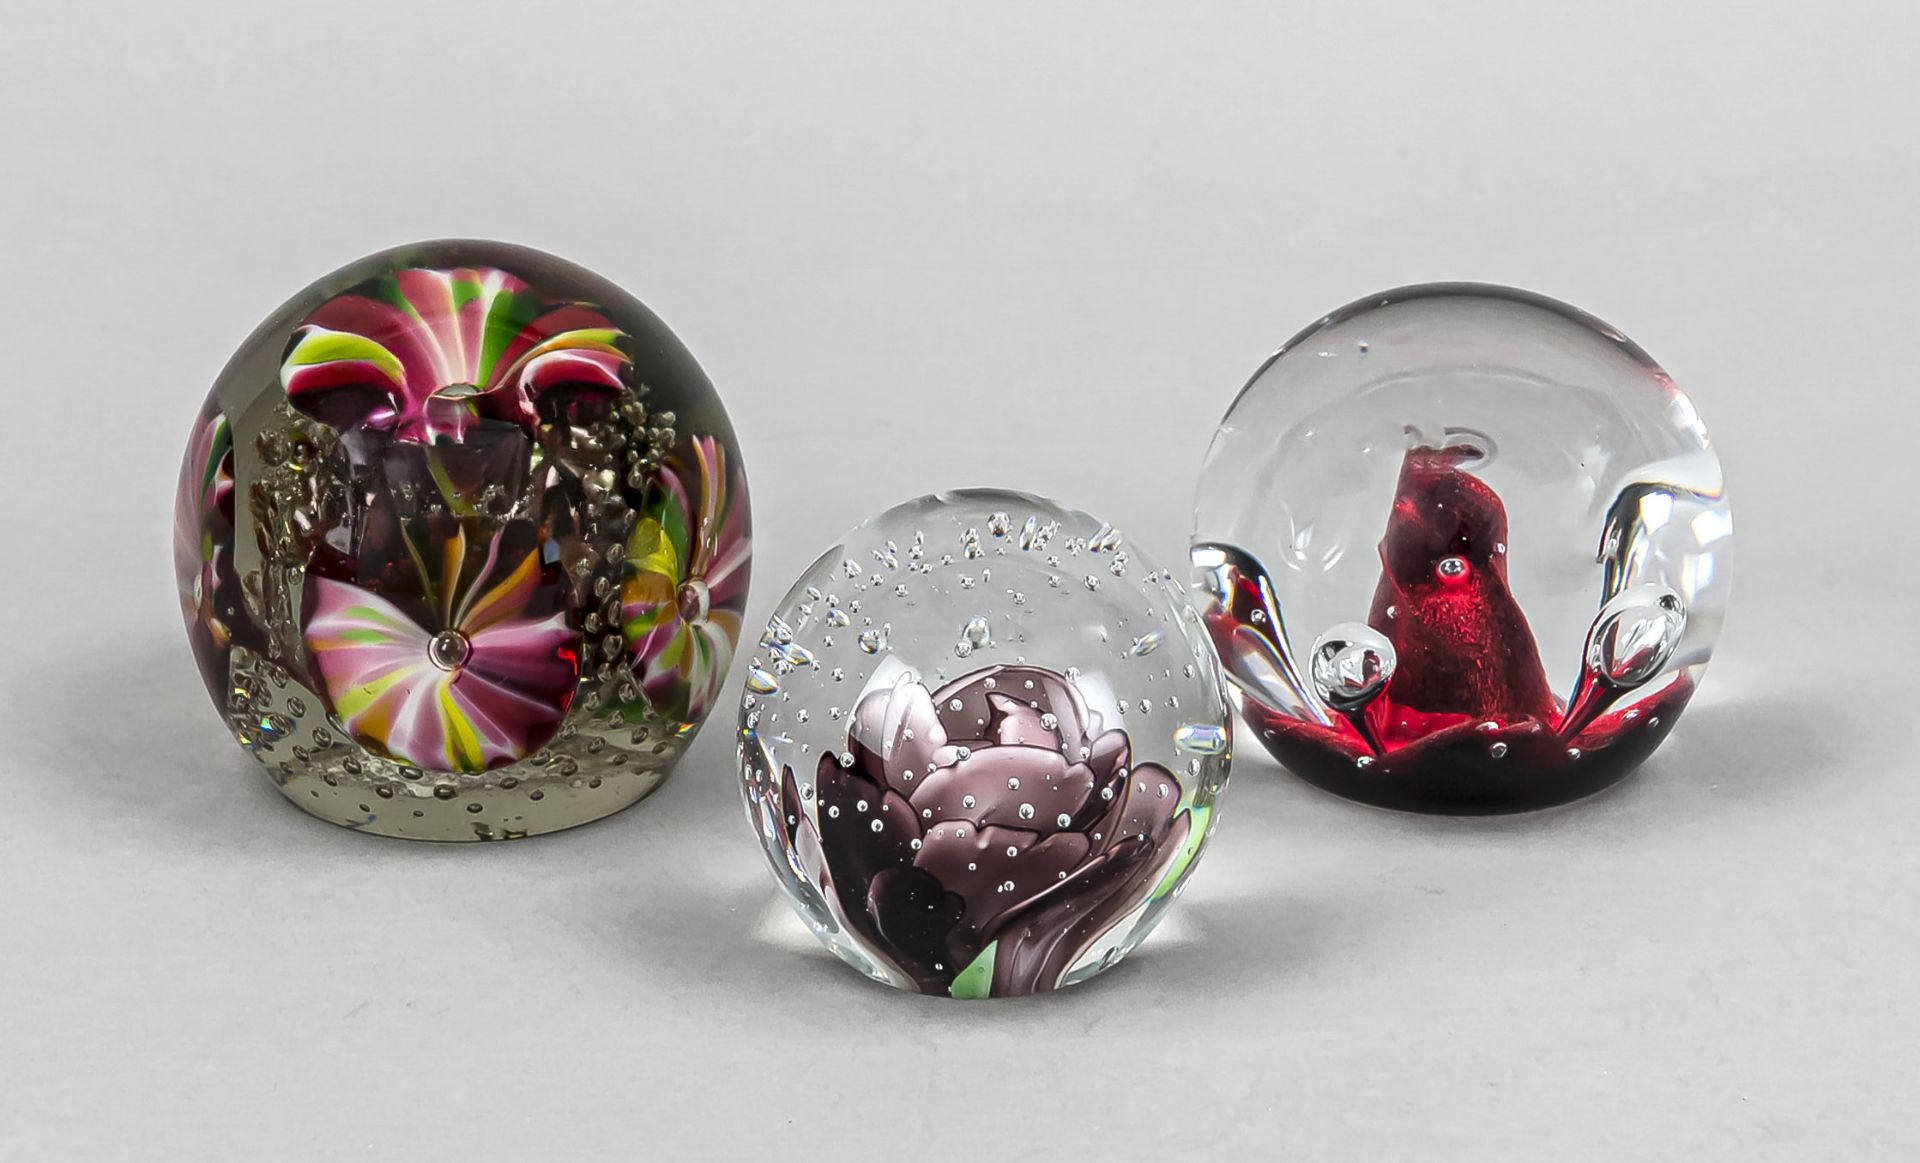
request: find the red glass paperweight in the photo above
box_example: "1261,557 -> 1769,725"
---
1191,284 -> 1731,813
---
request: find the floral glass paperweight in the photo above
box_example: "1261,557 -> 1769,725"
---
1191,284 -> 1731,812
174,240 -> 750,839
740,491 -> 1231,997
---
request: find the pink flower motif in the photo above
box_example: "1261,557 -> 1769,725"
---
303,532 -> 579,772
172,411 -> 232,635
280,266 -> 629,443
622,436 -> 751,722
173,410 -> 250,702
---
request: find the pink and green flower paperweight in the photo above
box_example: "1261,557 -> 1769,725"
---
174,240 -> 750,840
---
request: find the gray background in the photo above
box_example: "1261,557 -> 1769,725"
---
1,2 -> 1914,1158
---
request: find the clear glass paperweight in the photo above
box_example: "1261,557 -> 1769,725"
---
741,490 -> 1231,997
1192,284 -> 1731,812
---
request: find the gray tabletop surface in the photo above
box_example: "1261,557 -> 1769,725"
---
1,3 -> 1914,1158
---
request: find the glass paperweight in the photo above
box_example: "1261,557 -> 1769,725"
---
1192,284 -> 1731,813
740,491 -> 1231,997
173,240 -> 750,840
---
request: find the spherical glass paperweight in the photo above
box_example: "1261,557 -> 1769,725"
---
173,240 -> 750,840
1192,284 -> 1731,813
740,490 -> 1231,997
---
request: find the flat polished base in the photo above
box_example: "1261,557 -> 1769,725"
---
267,763 -> 672,841
1244,677 -> 1694,815
223,645 -> 690,840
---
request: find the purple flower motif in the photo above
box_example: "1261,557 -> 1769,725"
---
774,665 -> 1191,997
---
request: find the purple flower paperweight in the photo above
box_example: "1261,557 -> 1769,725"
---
739,490 -> 1231,997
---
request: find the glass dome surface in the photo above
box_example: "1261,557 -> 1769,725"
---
1192,283 -> 1730,812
